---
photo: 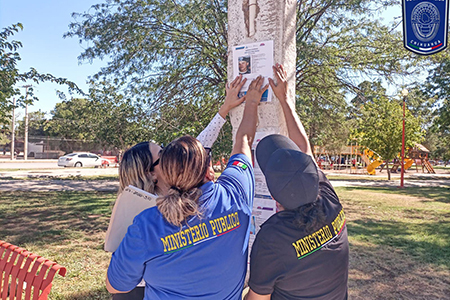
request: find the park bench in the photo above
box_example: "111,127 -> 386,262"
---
0,240 -> 66,300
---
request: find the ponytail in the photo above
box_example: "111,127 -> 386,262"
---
157,187 -> 202,227
156,135 -> 209,226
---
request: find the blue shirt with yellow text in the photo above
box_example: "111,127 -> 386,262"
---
108,153 -> 254,299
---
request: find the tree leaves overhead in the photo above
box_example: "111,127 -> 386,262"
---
66,0 -> 424,153
66,0 -> 228,112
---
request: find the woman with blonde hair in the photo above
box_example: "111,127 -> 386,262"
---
107,76 -> 268,299
108,75 -> 249,300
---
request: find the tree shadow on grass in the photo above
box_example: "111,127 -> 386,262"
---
348,218 -> 450,269
60,287 -> 110,300
0,191 -> 115,246
348,240 -> 450,299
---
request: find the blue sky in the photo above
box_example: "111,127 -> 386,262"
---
0,0 -> 104,117
1,1 -> 403,118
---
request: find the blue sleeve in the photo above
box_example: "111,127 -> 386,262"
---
107,217 -> 149,292
216,153 -> 255,210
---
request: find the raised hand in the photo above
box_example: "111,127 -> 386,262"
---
268,64 -> 288,104
220,75 -> 247,118
245,75 -> 269,105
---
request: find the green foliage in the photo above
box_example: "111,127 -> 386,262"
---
64,0 -> 424,155
87,80 -> 154,149
0,132 -> 10,145
0,23 -> 84,125
419,53 -> 450,162
16,110 -> 48,137
46,98 -> 96,141
354,92 -> 424,179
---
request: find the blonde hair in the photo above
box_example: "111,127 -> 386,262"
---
118,142 -> 158,195
157,135 -> 209,226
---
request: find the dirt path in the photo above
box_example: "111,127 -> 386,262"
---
1,177 -> 449,192
0,179 -> 118,192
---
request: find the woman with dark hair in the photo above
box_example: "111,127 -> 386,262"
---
108,75 -> 249,300
245,65 -> 348,300
106,76 -> 268,299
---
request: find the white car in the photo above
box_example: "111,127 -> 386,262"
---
57,152 -> 105,167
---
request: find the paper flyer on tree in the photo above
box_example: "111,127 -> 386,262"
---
232,40 -> 274,102
248,131 -> 278,275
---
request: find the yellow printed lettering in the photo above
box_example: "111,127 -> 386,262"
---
292,242 -> 302,257
184,228 -> 192,244
209,220 -> 217,235
324,226 -> 333,240
194,225 -> 203,240
220,217 -> 227,232
201,223 -> 209,238
161,237 -> 170,252
170,234 -> 180,249
234,212 -> 240,226
308,235 -> 316,249
224,216 -> 231,230
215,219 -> 223,233
180,230 -> 187,246
299,239 -> 310,254
190,227 -> 198,243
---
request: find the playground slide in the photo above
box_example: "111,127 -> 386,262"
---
404,158 -> 414,170
367,160 -> 382,175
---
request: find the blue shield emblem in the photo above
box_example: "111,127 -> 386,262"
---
403,0 -> 449,55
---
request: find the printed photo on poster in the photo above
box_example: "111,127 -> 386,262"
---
238,56 -> 251,75
232,40 -> 274,102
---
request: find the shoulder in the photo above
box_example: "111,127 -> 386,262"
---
134,206 -> 165,229
217,153 -> 254,188
227,153 -> 253,169
317,170 -> 340,204
256,213 -> 289,242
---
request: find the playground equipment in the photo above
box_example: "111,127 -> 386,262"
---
409,144 -> 435,174
362,149 -> 383,175
314,143 -> 435,175
390,158 -> 414,173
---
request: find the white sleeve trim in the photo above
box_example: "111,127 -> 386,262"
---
196,113 -> 226,148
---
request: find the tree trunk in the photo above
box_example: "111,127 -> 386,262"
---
387,167 -> 391,180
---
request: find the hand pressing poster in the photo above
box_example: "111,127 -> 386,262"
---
232,40 -> 274,102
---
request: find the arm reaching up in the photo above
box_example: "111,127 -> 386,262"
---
197,75 -> 247,148
269,64 -> 313,159
231,76 -> 269,159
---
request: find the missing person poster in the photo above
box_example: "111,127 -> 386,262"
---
247,131 -> 278,277
232,40 -> 274,102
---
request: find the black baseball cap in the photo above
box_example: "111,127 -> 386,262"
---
255,134 -> 319,210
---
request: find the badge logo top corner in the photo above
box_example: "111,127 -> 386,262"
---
403,0 -> 449,55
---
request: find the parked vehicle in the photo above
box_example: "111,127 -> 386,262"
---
57,152 -> 108,167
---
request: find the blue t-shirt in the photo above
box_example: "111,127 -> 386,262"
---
108,153 -> 254,300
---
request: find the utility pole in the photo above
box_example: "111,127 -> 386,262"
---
10,98 -> 16,160
22,85 -> 32,161
400,88 -> 408,188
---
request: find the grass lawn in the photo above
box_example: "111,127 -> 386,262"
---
1,185 -> 449,299
336,185 -> 450,299
0,191 -> 115,299
0,175 -> 119,181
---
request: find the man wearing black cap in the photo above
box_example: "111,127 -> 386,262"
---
245,64 -> 349,300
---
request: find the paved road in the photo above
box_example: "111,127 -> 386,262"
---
0,160 -> 59,169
